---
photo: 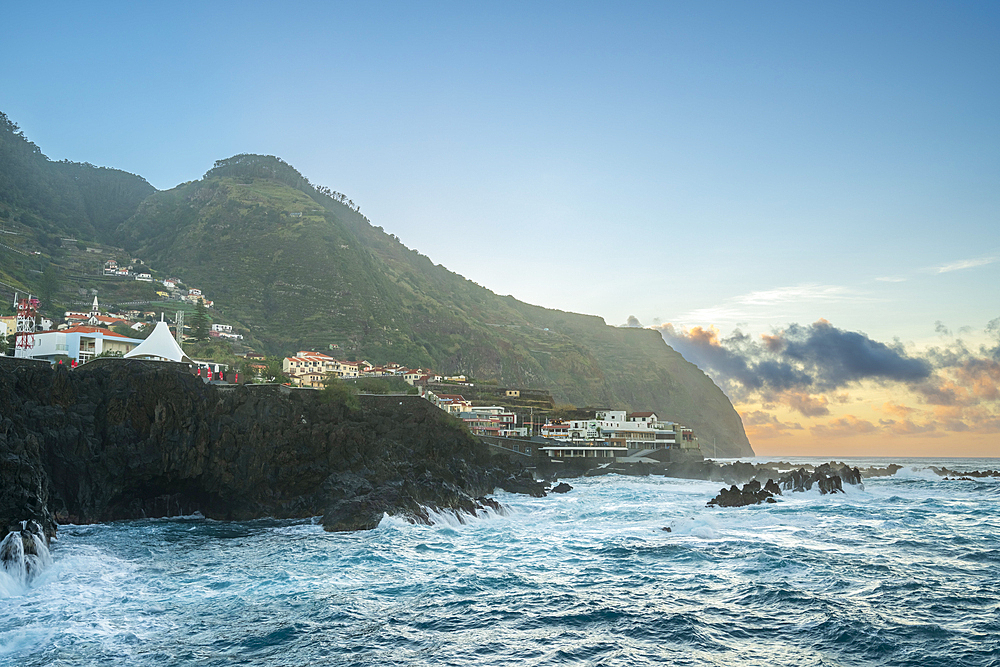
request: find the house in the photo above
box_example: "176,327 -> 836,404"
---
505,389 -> 520,398
430,394 -> 472,415
282,351 -> 339,385
457,406 -> 528,438
87,314 -> 132,329
403,369 -> 433,385
539,409 -> 694,451
135,272 -> 153,282
211,323 -> 233,333
163,279 -> 177,288
24,326 -> 144,363
540,420 -> 571,439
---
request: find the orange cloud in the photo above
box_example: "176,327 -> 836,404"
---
877,402 -> 920,420
687,325 -> 721,347
879,419 -> 941,436
773,391 -> 830,417
760,332 -> 783,352
739,410 -> 804,439
953,360 -> 1000,400
810,415 -> 878,438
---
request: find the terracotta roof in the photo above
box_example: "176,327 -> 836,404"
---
628,411 -> 655,418
58,326 -> 130,338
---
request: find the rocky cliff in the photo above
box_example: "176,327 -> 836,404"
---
0,358 -> 540,543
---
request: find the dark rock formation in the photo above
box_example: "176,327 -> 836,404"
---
0,519 -> 49,579
550,482 -> 573,493
0,358 -> 539,541
934,467 -> 1000,478
781,463 -> 860,494
707,479 -> 781,507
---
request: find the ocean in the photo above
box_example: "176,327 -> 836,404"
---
2,457 -> 998,666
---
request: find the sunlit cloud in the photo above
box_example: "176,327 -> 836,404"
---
933,257 -> 996,274
810,415 -> 879,438
656,317 -> 1000,438
657,319 -> 932,400
739,410 -> 805,439
675,283 -> 868,326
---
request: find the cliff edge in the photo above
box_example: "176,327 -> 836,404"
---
0,358 -> 539,542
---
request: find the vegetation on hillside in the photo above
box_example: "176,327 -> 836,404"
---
0,114 -> 752,455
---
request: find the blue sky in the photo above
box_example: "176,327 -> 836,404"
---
3,2 -> 999,453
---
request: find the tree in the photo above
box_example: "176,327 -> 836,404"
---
191,300 -> 210,341
111,323 -> 135,338
322,375 -> 360,410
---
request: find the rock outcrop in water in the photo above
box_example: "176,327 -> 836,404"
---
781,463 -> 861,493
707,479 -> 782,507
0,358 -> 543,542
707,463 -> 863,507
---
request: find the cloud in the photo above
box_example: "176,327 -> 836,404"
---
934,257 -> 996,274
780,391 -> 830,417
658,319 -> 932,400
810,416 -> 879,438
622,315 -> 642,328
739,410 -> 804,439
675,283 -> 868,326
876,276 -> 907,283
660,317 -> 1000,436
878,419 -> 940,436
877,402 -> 920,420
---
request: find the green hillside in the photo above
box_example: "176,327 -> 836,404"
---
117,155 -> 752,455
0,115 -> 752,456
0,111 -> 155,312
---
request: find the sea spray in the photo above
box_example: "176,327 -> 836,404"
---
0,457 -> 998,667
0,522 -> 51,594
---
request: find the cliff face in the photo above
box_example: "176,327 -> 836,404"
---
0,358 -> 535,541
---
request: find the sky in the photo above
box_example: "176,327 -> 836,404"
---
2,1 -> 998,456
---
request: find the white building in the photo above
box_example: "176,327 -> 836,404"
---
23,326 -> 144,364
541,409 -> 696,451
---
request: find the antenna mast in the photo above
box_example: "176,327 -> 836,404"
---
13,292 -> 38,358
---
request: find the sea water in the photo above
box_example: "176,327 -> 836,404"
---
1,457 -> 998,666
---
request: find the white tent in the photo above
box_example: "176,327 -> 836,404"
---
123,320 -> 192,363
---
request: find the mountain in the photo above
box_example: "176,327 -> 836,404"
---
0,115 -> 752,456
117,155 -> 752,455
0,112 -> 154,246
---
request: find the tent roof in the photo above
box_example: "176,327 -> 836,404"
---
123,321 -> 192,363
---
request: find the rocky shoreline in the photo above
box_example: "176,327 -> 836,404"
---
0,358 -> 544,546
3,357 -> 988,557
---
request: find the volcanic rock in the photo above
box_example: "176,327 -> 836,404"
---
0,358 -> 538,539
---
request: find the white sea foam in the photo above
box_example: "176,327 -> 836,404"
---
2,459 -> 998,666
891,465 -> 944,480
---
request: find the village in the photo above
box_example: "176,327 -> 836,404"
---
2,256 -> 704,463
